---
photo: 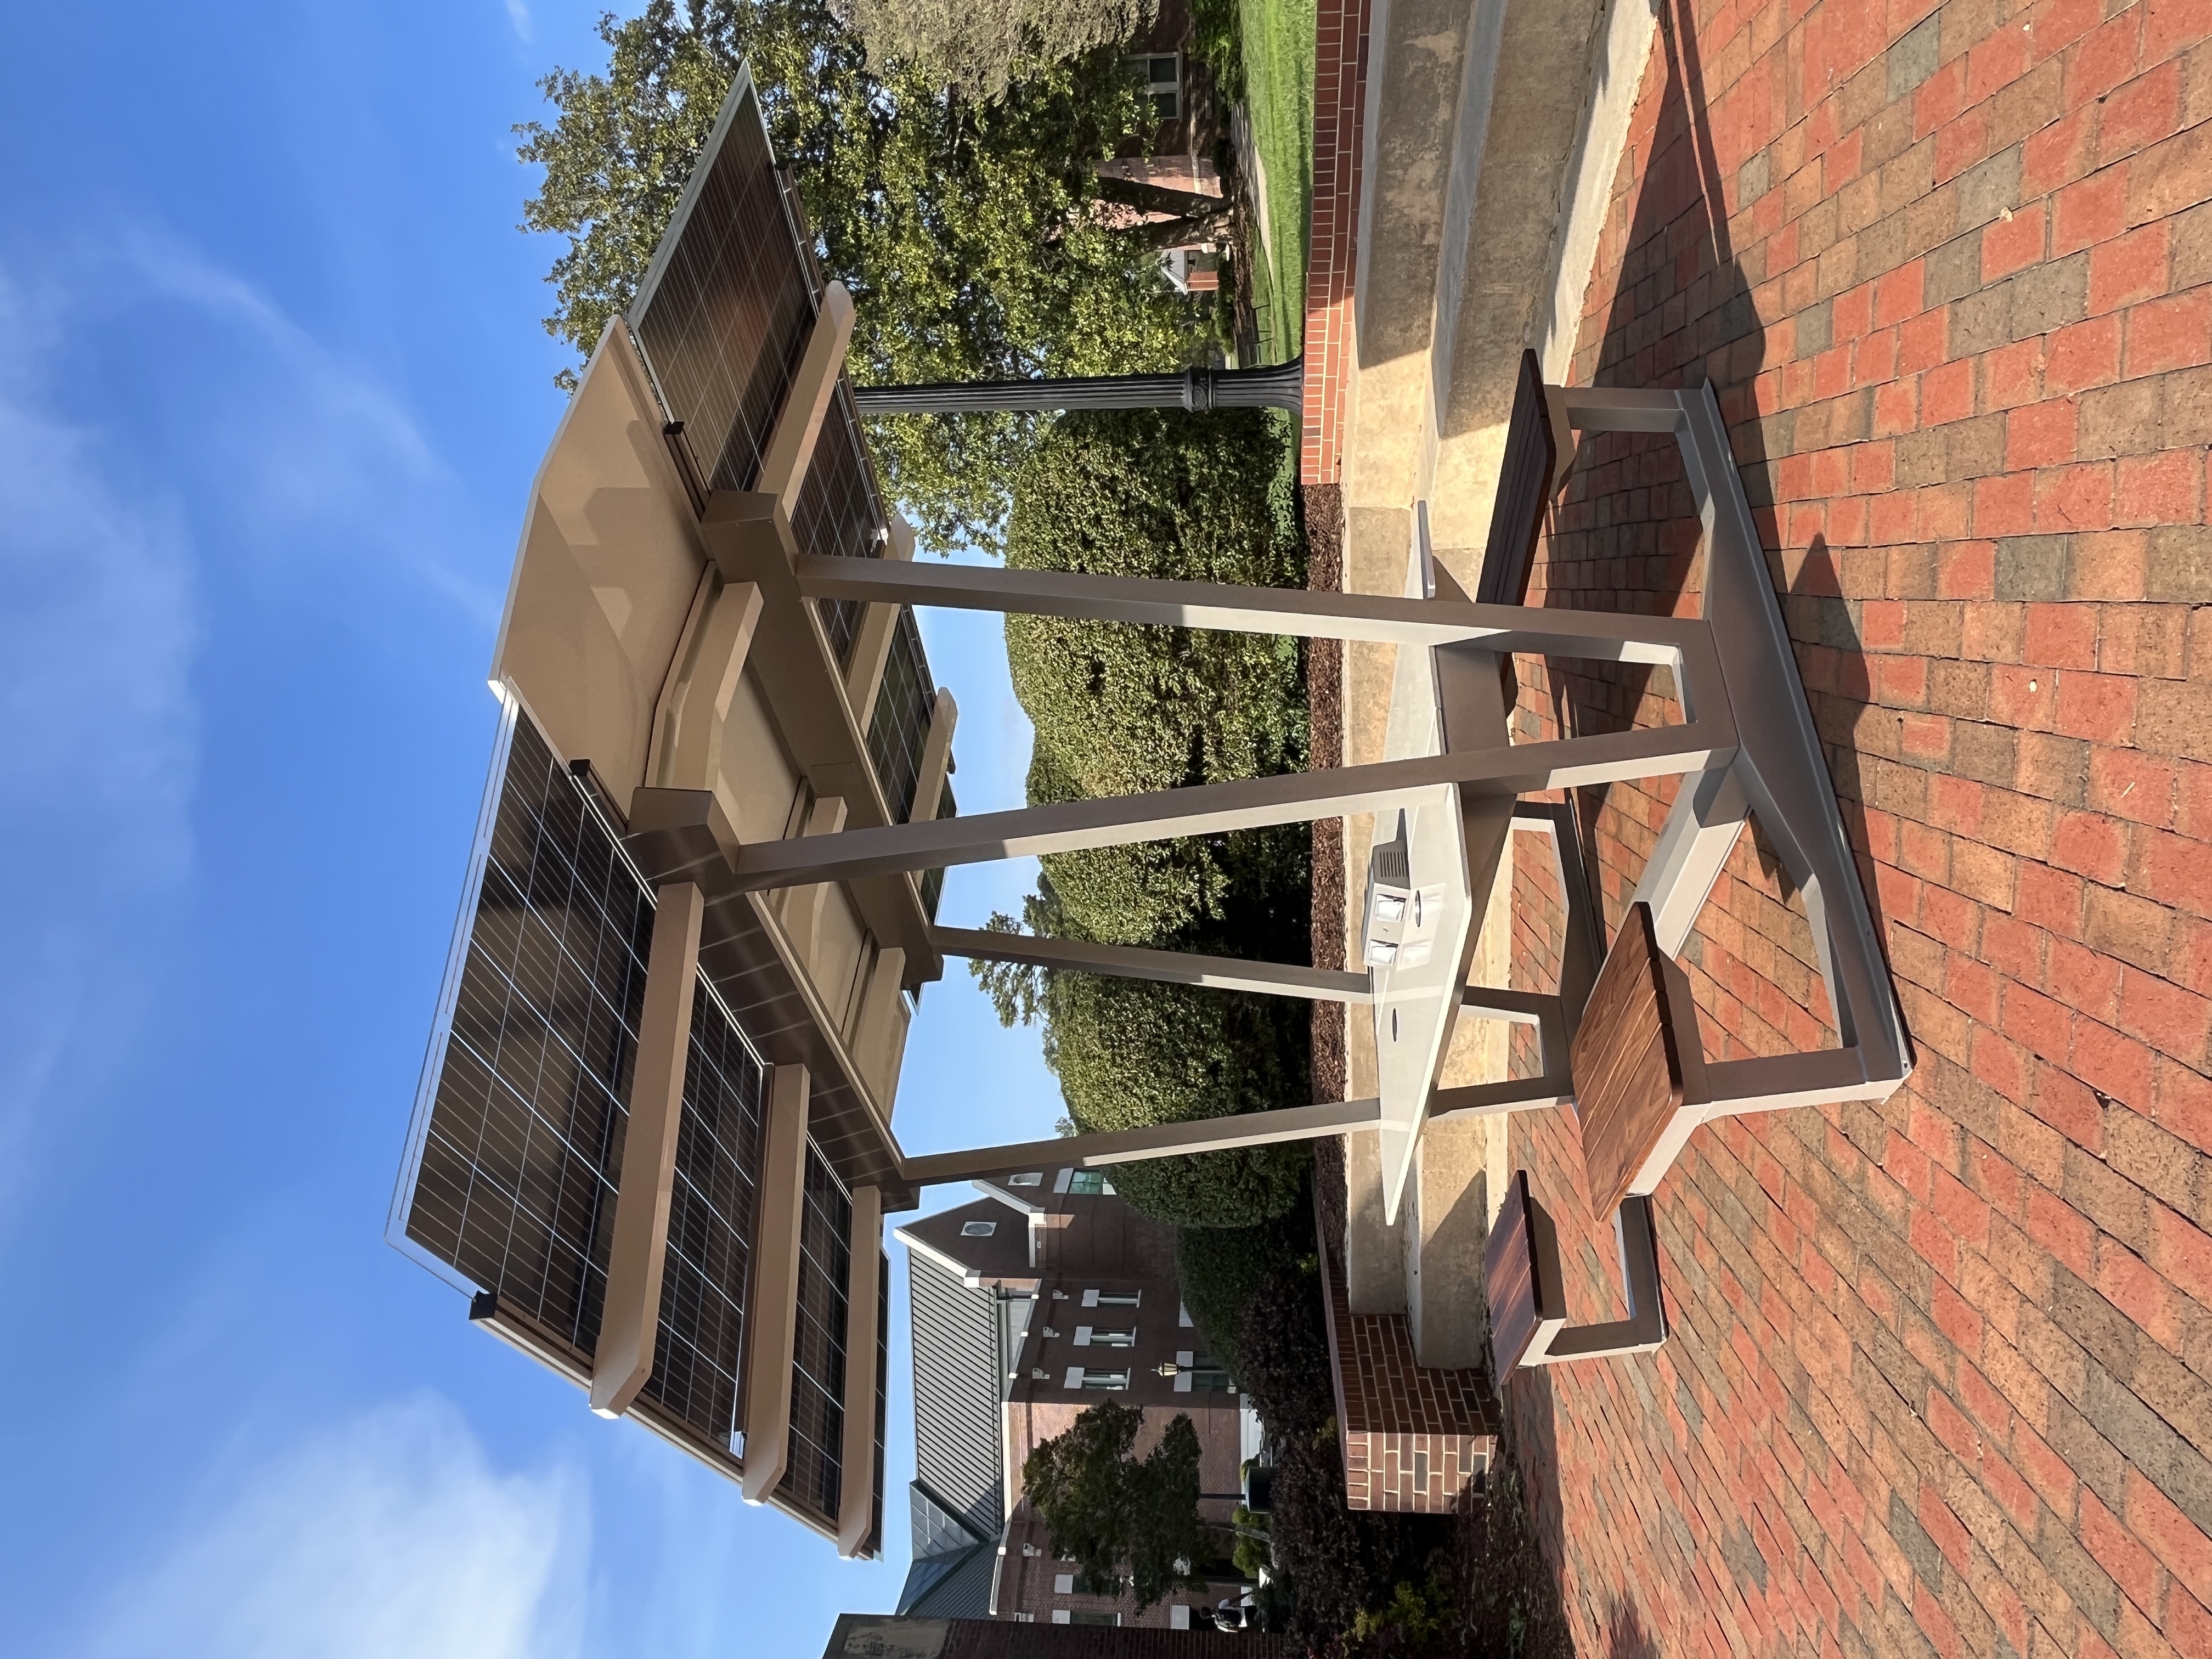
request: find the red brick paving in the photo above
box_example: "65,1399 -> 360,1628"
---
1500,0 -> 2212,1653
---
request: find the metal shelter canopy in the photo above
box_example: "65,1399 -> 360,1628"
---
811,379 -> 1909,1227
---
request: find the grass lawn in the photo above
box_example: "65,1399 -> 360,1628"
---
1238,0 -> 1314,362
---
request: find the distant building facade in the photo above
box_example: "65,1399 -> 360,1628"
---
897,1172 -> 1257,1630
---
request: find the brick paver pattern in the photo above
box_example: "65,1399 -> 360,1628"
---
1500,0 -> 2212,1655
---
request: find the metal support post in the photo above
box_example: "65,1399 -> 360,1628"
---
589,880 -> 705,1417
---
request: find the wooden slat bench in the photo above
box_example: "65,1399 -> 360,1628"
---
1483,902 -> 1691,1375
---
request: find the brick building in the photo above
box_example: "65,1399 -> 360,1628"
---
896,1173 -> 1256,1630
1482,0 -> 2212,1653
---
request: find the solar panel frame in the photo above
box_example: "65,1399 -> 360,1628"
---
390,696 -> 654,1363
778,1141 -> 853,1527
628,67 -> 815,497
866,607 -> 934,824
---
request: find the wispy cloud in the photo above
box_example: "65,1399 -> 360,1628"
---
0,228 -> 501,1223
505,0 -> 534,44
0,267 -> 200,1207
81,1396 -> 584,1659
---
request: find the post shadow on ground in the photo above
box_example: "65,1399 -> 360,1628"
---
1498,0 -> 1904,1639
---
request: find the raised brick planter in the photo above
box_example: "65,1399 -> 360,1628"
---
1317,1209 -> 1499,1512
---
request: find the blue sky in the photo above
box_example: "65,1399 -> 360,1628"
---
0,2 -> 1059,1654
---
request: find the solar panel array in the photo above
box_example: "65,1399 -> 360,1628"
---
867,606 -> 935,824
396,706 -> 886,1504
780,1143 -> 854,1527
629,84 -> 812,495
637,981 -> 767,1452
401,712 -> 648,1364
622,76 -> 951,834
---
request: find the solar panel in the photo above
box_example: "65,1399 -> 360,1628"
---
628,70 -> 814,496
780,1142 -> 853,1526
638,978 -> 768,1451
793,385 -> 890,662
392,696 -> 773,1469
866,607 -> 934,823
392,703 -> 649,1364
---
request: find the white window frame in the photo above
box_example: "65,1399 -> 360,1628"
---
1126,52 -> 1180,121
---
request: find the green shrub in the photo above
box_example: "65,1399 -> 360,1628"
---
1173,1201 -> 1314,1381
984,406 -> 1314,1230
1042,973 -> 1310,1227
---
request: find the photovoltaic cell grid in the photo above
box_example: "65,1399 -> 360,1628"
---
780,1143 -> 853,1526
402,713 -> 651,1363
795,386 -> 888,664
637,982 -> 768,1451
918,776 -> 955,923
398,705 -> 774,1469
629,86 -> 812,496
867,606 -> 934,824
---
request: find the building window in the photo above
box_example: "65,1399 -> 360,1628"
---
1189,1353 -> 1234,1391
1051,1611 -> 1071,1626
1070,1612 -> 1121,1627
1074,1325 -> 1136,1347
1064,1366 -> 1131,1390
1170,1606 -> 1193,1631
961,1220 -> 996,1237
1082,1288 -> 1139,1308
1054,1574 -> 1075,1595
1068,1170 -> 1110,1196
1008,1172 -> 1043,1187
1126,53 -> 1179,121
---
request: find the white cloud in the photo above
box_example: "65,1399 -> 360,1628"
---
0,268 -> 199,1204
505,0 -> 534,43
83,1396 -> 584,1659
0,228 -> 501,1222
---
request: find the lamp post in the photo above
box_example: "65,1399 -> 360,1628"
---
851,357 -> 1305,416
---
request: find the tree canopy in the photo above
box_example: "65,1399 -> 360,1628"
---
975,408 -> 1313,1228
516,0 -> 1215,548
840,0 -> 1158,104
1022,1400 -> 1211,1609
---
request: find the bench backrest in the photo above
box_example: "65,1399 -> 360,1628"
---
1475,348 -> 1558,607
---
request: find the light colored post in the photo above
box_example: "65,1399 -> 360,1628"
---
909,689 -> 958,823
648,578 -> 765,793
851,946 -> 907,1101
835,1186 -> 884,1558
589,880 -> 705,1418
842,515 -> 917,721
756,281 -> 856,508
740,1062 -> 811,1501
778,794 -> 849,962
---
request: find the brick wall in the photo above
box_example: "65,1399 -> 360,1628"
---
1502,0 -> 2212,1654
1318,1215 -> 1498,1511
1299,0 -> 1372,483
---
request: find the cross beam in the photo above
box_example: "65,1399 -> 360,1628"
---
849,357 -> 1305,416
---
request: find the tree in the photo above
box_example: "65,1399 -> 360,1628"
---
515,0 -> 1212,548
972,407 -> 1314,1229
838,0 -> 1158,104
1022,1400 -> 1212,1609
